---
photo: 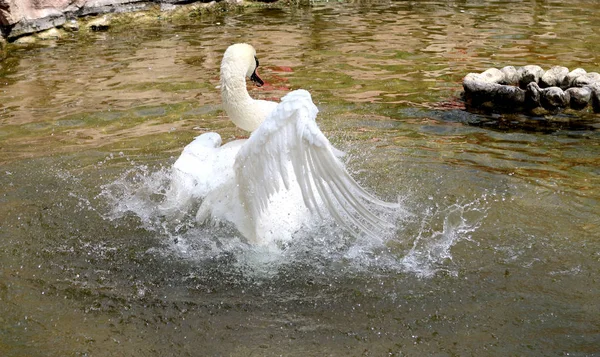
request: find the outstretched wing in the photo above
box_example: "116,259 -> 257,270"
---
233,89 -> 398,238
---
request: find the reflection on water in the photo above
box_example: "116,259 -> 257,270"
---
1,1 -> 600,356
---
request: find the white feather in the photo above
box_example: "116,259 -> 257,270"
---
233,89 -> 398,241
163,44 -> 397,245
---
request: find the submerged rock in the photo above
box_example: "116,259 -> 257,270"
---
87,16 -> 111,31
63,19 -> 80,32
13,35 -> 38,44
37,27 -> 63,39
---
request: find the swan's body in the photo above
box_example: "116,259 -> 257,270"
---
162,44 -> 397,244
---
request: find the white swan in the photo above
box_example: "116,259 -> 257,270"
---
161,43 -> 397,245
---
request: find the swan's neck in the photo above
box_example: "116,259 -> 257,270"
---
220,66 -> 264,132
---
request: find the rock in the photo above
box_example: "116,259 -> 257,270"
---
13,35 -> 37,44
77,1 -> 151,18
573,72 -> 600,87
63,19 -> 79,31
589,83 -> 600,113
160,3 -> 177,11
8,14 -> 66,39
37,27 -> 62,39
87,16 -> 111,31
463,73 -> 481,82
565,86 -> 592,110
518,65 -> 545,88
561,68 -> 586,89
500,66 -> 519,85
525,82 -> 542,108
480,68 -> 504,83
540,66 -> 569,88
1,0 -> 152,38
540,87 -> 570,110
463,65 -> 600,113
492,84 -> 526,106
463,76 -> 525,109
462,74 -> 484,94
0,0 -> 69,37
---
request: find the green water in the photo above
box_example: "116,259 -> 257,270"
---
1,1 -> 599,356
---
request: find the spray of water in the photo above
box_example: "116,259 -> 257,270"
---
97,157 -> 489,279
400,197 -> 488,277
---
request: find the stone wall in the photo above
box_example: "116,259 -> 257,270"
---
0,0 -> 217,39
463,65 -> 600,113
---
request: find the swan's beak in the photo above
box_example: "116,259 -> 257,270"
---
250,69 -> 264,87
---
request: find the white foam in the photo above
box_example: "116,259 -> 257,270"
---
98,161 -> 488,279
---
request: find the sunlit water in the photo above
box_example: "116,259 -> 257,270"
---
1,1 -> 600,355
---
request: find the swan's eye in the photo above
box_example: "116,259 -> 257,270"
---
254,56 -> 259,68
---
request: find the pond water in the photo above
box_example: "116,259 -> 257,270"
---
1,1 -> 600,355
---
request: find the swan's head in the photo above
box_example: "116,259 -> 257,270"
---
221,43 -> 264,87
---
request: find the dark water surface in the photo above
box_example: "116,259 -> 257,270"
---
1,1 -> 599,356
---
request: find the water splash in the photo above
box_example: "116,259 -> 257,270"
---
400,196 -> 488,277
98,159 -> 488,279
99,163 -> 197,234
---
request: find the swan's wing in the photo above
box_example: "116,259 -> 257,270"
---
233,89 -> 398,238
